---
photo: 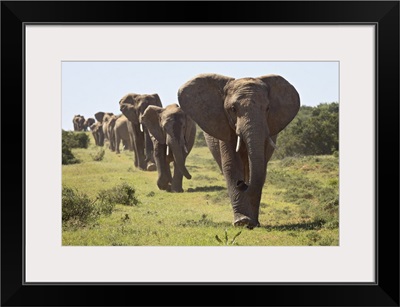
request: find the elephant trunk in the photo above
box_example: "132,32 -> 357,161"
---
240,116 -> 267,193
167,135 -> 191,180
234,117 -> 267,227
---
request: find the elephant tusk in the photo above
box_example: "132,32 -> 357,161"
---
235,136 -> 241,152
166,145 -> 169,156
184,144 -> 189,154
269,137 -> 278,150
139,123 -> 144,132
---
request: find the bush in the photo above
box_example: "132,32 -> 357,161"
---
62,130 -> 90,165
62,142 -> 79,165
62,183 -> 140,229
62,130 -> 90,149
274,102 -> 338,158
62,186 -> 96,225
91,148 -> 105,161
99,183 -> 140,207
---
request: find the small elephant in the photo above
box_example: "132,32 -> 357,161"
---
119,93 -> 161,171
141,104 -> 196,192
178,73 -> 300,228
72,114 -> 86,131
89,121 -> 104,146
114,114 -> 134,154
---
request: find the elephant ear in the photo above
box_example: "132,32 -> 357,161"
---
178,73 -> 234,142
141,105 -> 165,144
258,75 -> 300,136
150,93 -> 163,107
119,93 -> 140,106
95,112 -> 105,123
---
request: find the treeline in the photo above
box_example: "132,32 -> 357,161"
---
274,102 -> 339,158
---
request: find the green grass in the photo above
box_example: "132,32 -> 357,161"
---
62,133 -> 339,246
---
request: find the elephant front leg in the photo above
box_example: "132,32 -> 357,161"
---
115,132 -> 121,154
132,124 -> 146,170
219,140 -> 260,229
144,130 -> 156,171
154,142 -> 172,191
171,161 -> 184,193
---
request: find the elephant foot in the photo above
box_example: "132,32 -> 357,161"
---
233,214 -> 260,230
147,163 -> 157,171
170,188 -> 184,193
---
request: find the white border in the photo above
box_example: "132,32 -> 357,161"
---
25,25 -> 375,283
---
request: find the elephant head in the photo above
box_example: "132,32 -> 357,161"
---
73,114 -> 86,131
141,104 -> 196,191
83,117 -> 95,131
178,73 -> 300,228
94,111 -> 114,124
119,93 -> 162,129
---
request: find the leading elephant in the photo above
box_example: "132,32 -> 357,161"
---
178,73 -> 300,228
141,103 -> 196,193
119,93 -> 161,171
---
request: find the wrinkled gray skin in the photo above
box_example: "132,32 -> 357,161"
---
178,73 -> 300,229
73,115 -> 86,131
114,114 -> 134,154
141,104 -> 196,193
95,111 -> 115,150
83,117 -> 95,131
119,93 -> 162,171
89,121 -> 104,146
107,114 -> 119,152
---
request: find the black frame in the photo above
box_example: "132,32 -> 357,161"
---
1,1 -> 399,306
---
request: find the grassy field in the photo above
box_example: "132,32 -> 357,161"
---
62,132 -> 339,246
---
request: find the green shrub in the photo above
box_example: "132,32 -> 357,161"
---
96,190 -> 116,216
62,186 -> 96,225
91,148 -> 105,161
108,183 -> 140,206
96,183 -> 140,215
62,142 -> 79,165
62,130 -> 90,149
62,130 -> 90,165
63,183 -> 140,229
274,102 -> 338,158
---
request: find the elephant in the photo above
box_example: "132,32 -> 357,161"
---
94,111 -> 115,150
119,93 -> 162,171
83,117 -> 95,131
72,114 -> 86,131
178,73 -> 300,228
89,121 -> 104,146
140,103 -> 196,193
114,114 -> 134,154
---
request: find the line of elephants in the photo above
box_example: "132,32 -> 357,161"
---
71,73 -> 300,229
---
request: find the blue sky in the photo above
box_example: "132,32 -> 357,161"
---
62,61 -> 338,130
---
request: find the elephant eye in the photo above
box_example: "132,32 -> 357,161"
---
230,106 -> 236,113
